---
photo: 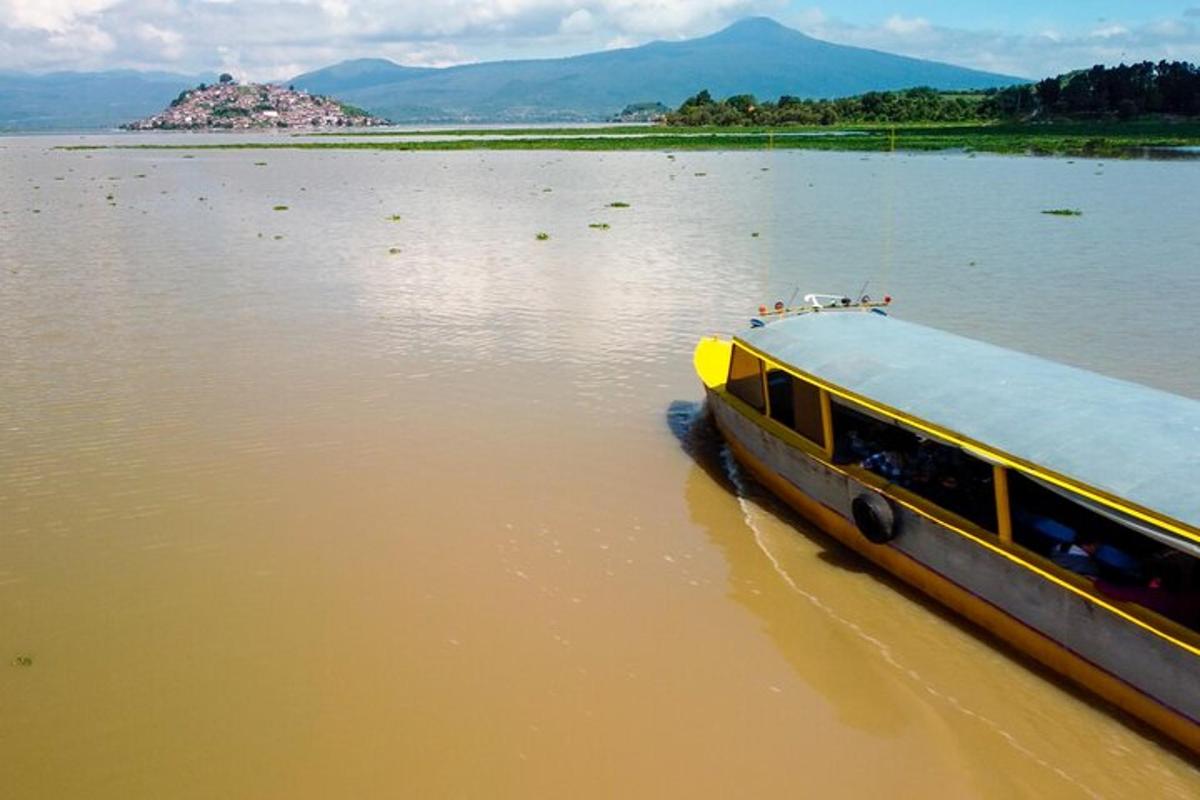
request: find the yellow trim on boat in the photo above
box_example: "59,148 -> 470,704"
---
994,465 -> 1013,546
819,389 -> 835,459
731,337 -> 1200,548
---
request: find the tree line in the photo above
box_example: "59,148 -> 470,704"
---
664,61 -> 1200,126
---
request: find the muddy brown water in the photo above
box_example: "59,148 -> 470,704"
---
3,137 -> 1200,798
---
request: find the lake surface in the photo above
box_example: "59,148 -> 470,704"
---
3,136 -> 1200,798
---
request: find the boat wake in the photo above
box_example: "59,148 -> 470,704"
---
705,418 -> 1106,799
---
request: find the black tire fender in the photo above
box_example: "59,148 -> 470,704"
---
851,492 -> 897,544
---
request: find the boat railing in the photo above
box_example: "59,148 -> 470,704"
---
750,293 -> 891,327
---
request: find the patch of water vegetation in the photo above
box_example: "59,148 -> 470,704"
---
386,214 -> 402,221
589,222 -> 611,230
1042,208 -> 1082,216
536,232 -> 550,241
609,201 -> 630,208
273,205 -> 289,211
12,654 -> 33,667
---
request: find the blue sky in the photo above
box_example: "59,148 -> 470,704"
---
0,1 -> 1197,80
807,1 -> 1190,29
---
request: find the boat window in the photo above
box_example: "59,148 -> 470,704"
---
727,345 -> 765,412
766,369 -> 825,448
831,401 -> 997,532
1008,471 -> 1200,631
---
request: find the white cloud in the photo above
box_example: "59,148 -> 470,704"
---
882,15 -> 932,37
46,21 -> 115,57
134,22 -> 183,59
1090,24 -> 1129,39
560,9 -> 595,35
1,0 -> 121,32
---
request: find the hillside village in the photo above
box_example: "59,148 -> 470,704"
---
123,75 -> 388,130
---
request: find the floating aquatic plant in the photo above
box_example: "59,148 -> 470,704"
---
12,655 -> 32,667
273,205 -> 289,211
1041,208 -> 1082,216
254,162 -> 267,166
536,232 -> 550,241
386,214 -> 402,221
608,201 -> 630,208
389,247 -> 402,254
589,223 -> 610,230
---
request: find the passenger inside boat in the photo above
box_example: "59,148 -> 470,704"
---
1008,471 -> 1200,630
831,402 -> 997,532
1096,555 -> 1200,630
1010,473 -> 1152,580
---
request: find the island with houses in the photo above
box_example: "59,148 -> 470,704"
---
123,74 -> 389,130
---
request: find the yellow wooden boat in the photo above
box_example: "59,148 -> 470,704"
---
694,295 -> 1200,754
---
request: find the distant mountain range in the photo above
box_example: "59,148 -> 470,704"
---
0,17 -> 1023,130
293,18 -> 1023,122
0,70 -> 211,130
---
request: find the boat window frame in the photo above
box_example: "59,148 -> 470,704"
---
726,344 -> 767,414
828,396 -> 1001,535
765,368 -> 827,450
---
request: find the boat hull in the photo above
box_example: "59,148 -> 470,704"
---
706,386 -> 1200,755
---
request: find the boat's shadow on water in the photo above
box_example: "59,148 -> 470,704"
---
664,399 -> 1181,754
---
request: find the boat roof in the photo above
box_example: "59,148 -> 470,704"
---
737,311 -> 1200,532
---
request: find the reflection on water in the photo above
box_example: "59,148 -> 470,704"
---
2,138 -> 1199,798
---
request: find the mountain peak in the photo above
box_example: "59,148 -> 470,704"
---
708,16 -> 805,41
725,16 -> 788,32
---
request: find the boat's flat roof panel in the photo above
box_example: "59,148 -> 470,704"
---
739,312 -> 1200,530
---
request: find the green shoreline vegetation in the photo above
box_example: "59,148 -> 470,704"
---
61,119 -> 1200,158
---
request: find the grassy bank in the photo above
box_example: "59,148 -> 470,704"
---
62,120 -> 1200,158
